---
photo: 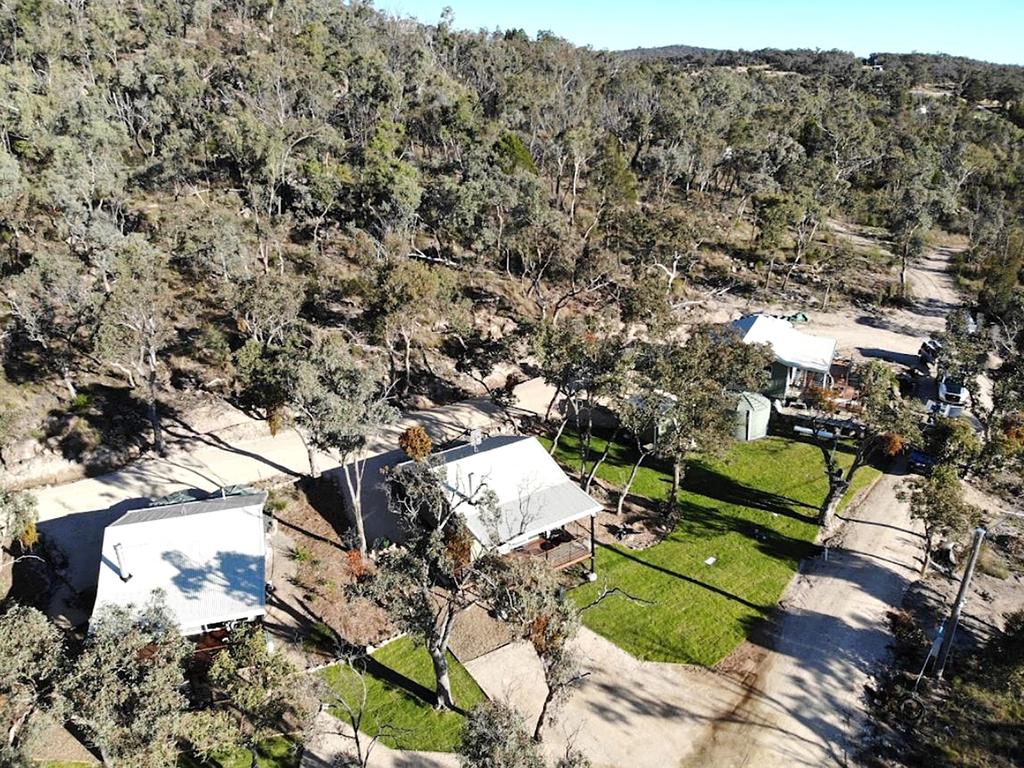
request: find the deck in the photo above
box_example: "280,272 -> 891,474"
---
514,526 -> 593,570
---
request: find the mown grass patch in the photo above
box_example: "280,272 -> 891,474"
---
545,433 -> 880,665
179,736 -> 300,768
321,636 -> 486,753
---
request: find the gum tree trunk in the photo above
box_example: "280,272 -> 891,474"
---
429,641 -> 455,710
342,457 -> 368,554
584,427 -> 619,492
617,450 -> 650,516
818,476 -> 848,527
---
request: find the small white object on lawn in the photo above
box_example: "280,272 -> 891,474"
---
704,556 -> 717,566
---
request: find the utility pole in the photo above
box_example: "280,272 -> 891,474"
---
935,527 -> 986,679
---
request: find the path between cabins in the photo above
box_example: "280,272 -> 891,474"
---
30,397 -> 505,522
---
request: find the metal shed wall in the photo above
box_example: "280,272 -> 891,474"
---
734,392 -> 772,441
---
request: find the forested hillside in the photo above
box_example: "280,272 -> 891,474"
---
622,44 -> 1024,119
0,0 -> 1022,471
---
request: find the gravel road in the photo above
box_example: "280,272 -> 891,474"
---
681,473 -> 923,767
681,243 -> 961,767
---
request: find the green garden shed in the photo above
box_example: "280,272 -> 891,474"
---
734,392 -> 772,442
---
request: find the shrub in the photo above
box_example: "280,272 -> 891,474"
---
977,544 -> 1010,580
71,393 -> 93,411
399,425 -> 433,462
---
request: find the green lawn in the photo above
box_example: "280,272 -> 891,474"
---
178,737 -> 299,768
321,636 -> 486,753
547,433 -> 880,666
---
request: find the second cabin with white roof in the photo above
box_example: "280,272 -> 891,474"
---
385,435 -> 603,572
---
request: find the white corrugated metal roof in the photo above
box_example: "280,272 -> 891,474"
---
93,492 -> 268,635
411,436 -> 602,553
733,314 -> 837,374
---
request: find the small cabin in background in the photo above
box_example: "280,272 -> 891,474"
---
732,314 -> 838,400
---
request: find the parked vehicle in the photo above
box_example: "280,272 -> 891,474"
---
918,338 -> 942,365
907,448 -> 937,475
938,376 -> 969,406
898,367 -> 928,397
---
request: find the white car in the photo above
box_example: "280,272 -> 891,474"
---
938,376 -> 969,406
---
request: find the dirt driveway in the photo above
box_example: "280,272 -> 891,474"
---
803,244 -> 961,364
681,473 -> 923,767
463,628 -> 751,768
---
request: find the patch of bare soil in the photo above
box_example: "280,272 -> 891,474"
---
587,477 -> 676,550
26,716 -> 97,765
448,603 -> 513,663
714,640 -> 770,682
263,481 -> 391,668
901,516 -> 1024,655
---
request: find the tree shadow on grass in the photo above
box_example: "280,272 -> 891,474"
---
331,653 -> 470,719
683,463 -> 819,523
771,431 -> 859,458
669,499 -> 819,566
600,542 -> 771,613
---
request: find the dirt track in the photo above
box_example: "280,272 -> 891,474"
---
681,242 -> 961,767
681,474 -> 923,768
706,226 -> 964,367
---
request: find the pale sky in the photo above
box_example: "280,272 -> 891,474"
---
378,0 -> 1024,66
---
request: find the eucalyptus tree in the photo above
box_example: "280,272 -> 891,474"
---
459,700 -> 544,768
0,604 -> 63,763
288,335 -> 397,553
752,193 -> 798,290
60,595 -> 191,768
206,626 -> 313,766
0,488 -> 37,556
532,317 -> 631,468
811,361 -> 921,527
898,464 -> 980,575
888,173 -> 936,298
234,271 -> 305,350
365,257 -> 467,393
477,557 -> 584,742
3,251 -> 97,398
94,235 -> 175,456
644,326 -> 772,510
351,459 -> 502,710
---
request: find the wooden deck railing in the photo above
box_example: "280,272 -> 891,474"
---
525,537 -> 591,570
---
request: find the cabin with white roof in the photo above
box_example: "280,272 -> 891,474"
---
351,435 -> 602,572
732,314 -> 838,400
92,492 -> 270,636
